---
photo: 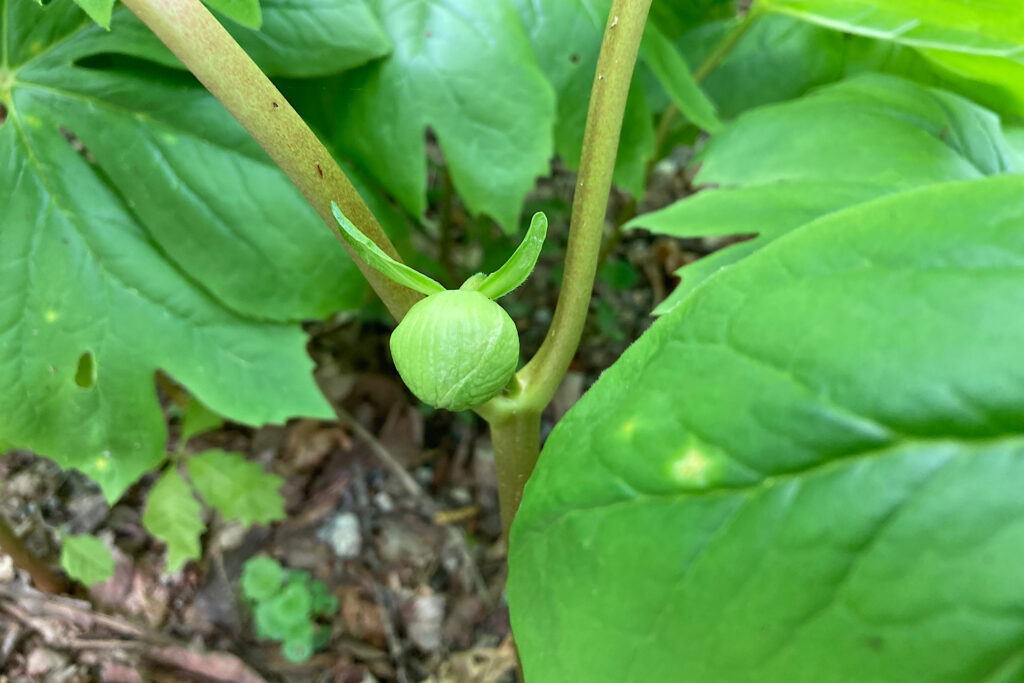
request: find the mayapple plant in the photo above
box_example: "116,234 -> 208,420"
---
332,204 -> 547,412
4,0 -> 1024,681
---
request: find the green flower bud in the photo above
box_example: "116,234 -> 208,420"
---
390,290 -> 519,411
331,203 -> 548,412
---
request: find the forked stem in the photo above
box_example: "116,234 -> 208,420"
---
485,0 -> 652,532
121,0 -> 651,540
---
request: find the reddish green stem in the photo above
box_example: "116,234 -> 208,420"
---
119,0 -> 420,320
484,0 -> 652,532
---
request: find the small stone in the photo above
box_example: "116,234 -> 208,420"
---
373,492 -> 394,513
25,647 -> 67,676
319,512 -> 361,559
402,590 -> 445,653
0,553 -> 14,582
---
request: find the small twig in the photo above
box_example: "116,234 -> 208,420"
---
334,407 -> 492,605
0,515 -> 66,594
334,407 -> 423,502
0,584 -> 266,682
372,583 -> 409,683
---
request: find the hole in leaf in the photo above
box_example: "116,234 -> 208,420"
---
74,352 -> 96,388
0,101 -> 7,127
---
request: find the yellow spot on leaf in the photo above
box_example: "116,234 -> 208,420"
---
93,457 -> 109,471
30,42 -> 43,55
44,310 -> 58,323
670,447 -> 711,485
25,114 -> 42,128
620,420 -> 636,437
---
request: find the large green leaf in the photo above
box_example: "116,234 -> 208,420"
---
631,74 -> 1018,313
0,2 -> 346,499
82,0 -> 390,78
509,175 -> 1024,682
758,0 -> 1024,118
332,0 -> 555,232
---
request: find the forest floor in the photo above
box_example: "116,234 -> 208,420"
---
0,153 -> 735,682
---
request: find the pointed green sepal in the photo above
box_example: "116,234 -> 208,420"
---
331,202 -> 444,297
476,212 -> 548,300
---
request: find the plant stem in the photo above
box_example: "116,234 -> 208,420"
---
0,515 -> 65,594
120,0 -> 420,320
516,0 -> 653,413
489,409 -> 542,540
480,1 -> 652,537
597,6 -> 762,274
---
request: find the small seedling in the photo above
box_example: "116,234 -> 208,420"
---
241,555 -> 338,663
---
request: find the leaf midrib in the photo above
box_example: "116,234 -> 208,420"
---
516,433 -> 1024,541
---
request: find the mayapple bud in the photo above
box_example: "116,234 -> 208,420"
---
332,203 -> 547,411
390,290 -> 519,411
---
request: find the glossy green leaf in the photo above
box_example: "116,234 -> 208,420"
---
636,74 -> 1018,314
73,0 -> 116,28
204,0 -> 261,29
699,74 -> 1016,187
682,12 -> 1024,127
143,467 -> 206,573
333,0 -> 555,232
476,212 -> 548,300
60,534 -> 114,587
759,0 -> 1024,118
758,0 -> 1022,56
642,25 -> 722,133
510,174 -> 1024,682
1,4 -> 344,499
187,450 -> 286,525
629,181 -> 894,311
332,203 -> 444,296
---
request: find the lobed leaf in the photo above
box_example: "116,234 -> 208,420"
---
333,0 -> 556,232
187,449 -> 286,526
0,3 -> 350,499
143,467 -> 206,573
241,555 -> 285,602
